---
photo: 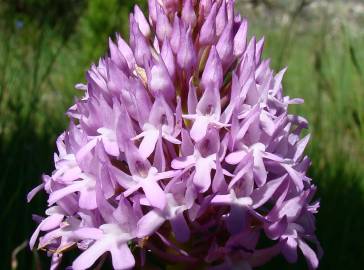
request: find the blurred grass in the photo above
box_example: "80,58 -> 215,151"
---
0,0 -> 363,269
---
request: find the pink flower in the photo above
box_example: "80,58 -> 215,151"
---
29,1 -> 322,269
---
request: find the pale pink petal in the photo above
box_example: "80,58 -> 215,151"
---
171,155 -> 195,170
298,239 -> 319,269
137,210 -> 165,237
76,138 -> 98,162
48,182 -> 84,205
73,228 -> 103,240
193,158 -> 213,192
27,183 -> 44,203
110,243 -> 136,270
72,239 -> 111,270
79,188 -> 97,210
190,116 -> 210,142
139,129 -> 159,159
140,178 -> 166,210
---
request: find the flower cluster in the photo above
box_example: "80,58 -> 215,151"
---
28,0 -> 322,269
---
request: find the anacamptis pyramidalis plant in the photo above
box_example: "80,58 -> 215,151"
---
28,0 -> 322,269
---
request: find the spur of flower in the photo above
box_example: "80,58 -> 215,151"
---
28,0 -> 322,269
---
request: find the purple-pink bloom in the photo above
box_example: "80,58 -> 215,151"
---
28,1 -> 322,269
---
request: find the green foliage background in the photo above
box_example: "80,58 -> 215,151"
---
0,0 -> 363,269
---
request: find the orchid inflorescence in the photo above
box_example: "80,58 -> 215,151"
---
28,0 -> 322,269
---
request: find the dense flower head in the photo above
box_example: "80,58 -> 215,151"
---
28,0 -> 322,269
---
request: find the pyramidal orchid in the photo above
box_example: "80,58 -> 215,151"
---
28,0 -> 322,269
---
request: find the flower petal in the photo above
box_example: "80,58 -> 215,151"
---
137,210 -> 165,237
193,158 -> 213,192
140,177 -> 166,210
110,243 -> 136,270
139,129 -> 159,159
298,240 -> 319,270
170,213 -> 190,243
72,239 -> 111,270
